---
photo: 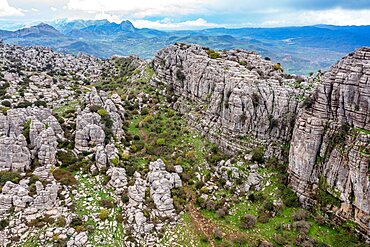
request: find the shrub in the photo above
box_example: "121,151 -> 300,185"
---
293,209 -> 307,221
273,63 -> 284,72
89,105 -> 101,113
233,236 -> 248,246
97,108 -> 109,117
116,214 -> 123,223
52,168 -> 76,186
0,171 -> 21,186
57,150 -> 78,167
176,69 -> 186,81
16,101 -> 32,108
258,212 -> 270,223
213,228 -> 223,240
302,96 -> 313,109
216,208 -> 228,218
240,214 -> 257,229
23,119 -> 31,144
293,220 -> 311,235
207,49 -> 221,59
99,209 -> 110,221
263,201 -> 274,212
34,100 -> 47,107
56,216 -> 66,227
156,138 -> 166,146
100,199 -> 114,208
251,147 -> 265,163
70,216 -> 83,227
0,219 -> 9,230
1,100 -> 11,107
281,186 -> 300,208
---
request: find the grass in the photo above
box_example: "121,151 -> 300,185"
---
52,100 -> 79,117
72,173 -> 125,246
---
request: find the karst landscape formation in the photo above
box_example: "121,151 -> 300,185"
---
0,1 -> 369,247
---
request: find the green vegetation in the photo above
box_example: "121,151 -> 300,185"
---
23,119 -> 31,144
0,171 -> 21,186
207,49 -> 221,59
52,168 -> 77,186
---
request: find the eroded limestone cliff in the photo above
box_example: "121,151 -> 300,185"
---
289,47 -> 370,236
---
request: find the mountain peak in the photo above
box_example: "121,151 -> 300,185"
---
120,20 -> 136,32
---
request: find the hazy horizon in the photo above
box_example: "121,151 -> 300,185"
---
1,0 -> 370,30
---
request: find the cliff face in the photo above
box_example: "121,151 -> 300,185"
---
152,43 -> 307,155
152,43 -> 370,236
289,48 -> 370,235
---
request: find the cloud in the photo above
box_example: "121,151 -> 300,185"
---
31,8 -> 39,12
50,7 -> 57,12
261,8 -> 370,27
132,18 -> 222,30
0,0 -> 24,17
66,0 -> 210,18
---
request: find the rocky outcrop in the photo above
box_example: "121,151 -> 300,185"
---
147,159 -> 182,218
288,47 -> 370,236
107,167 -> 127,194
0,135 -> 31,171
152,43 -> 306,155
0,107 -> 63,171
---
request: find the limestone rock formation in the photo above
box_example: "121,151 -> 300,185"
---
288,47 -> 370,236
152,43 -> 306,155
0,135 -> 31,171
107,167 -> 127,194
147,159 -> 182,217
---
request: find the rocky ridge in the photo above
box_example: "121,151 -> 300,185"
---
289,47 -> 370,236
0,41 -> 368,246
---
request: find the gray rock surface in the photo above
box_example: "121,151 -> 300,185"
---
288,47 -> 370,236
147,159 -> 182,217
152,43 -> 306,155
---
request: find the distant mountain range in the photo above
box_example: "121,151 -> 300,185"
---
1,19 -> 370,74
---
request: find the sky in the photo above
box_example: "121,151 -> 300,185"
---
1,0 -> 370,30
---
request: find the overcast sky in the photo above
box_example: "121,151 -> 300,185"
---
1,0 -> 370,30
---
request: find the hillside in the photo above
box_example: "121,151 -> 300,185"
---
1,20 -> 370,74
0,42 -> 368,247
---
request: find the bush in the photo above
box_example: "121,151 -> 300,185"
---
293,220 -> 311,235
281,186 -> 300,208
70,216 -> 83,228
52,168 -> 77,186
207,49 -> 221,59
263,201 -> 274,212
293,209 -> 307,221
156,138 -> 166,146
34,100 -> 47,107
258,212 -> 270,223
1,100 -> 11,107
213,228 -> 223,240
0,171 -> 21,186
56,216 -> 66,227
99,209 -> 110,221
97,108 -> 109,117
16,101 -> 32,108
240,214 -> 257,229
0,219 -> 9,230
57,150 -> 78,167
251,147 -> 265,163
100,199 -> 114,208
23,119 -> 31,144
176,70 -> 186,81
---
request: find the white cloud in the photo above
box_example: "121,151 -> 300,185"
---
50,7 -> 57,12
67,0 -> 210,18
31,8 -> 39,12
0,0 -> 24,17
261,8 -> 370,27
132,18 -> 221,30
